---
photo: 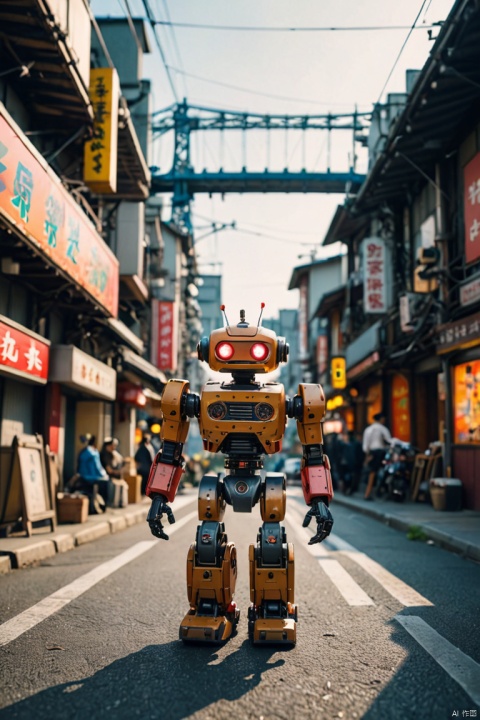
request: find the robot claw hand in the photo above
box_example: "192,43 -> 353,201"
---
147,494 -> 176,540
302,500 -> 334,544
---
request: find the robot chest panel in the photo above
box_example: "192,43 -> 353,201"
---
199,384 -> 286,441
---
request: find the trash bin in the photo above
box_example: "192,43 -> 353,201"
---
429,478 -> 462,511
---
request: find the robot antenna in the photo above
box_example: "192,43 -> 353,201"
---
220,304 -> 230,327
257,302 -> 265,327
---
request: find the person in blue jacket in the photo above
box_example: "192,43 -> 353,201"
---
77,435 -> 111,508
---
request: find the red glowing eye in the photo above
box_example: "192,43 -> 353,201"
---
250,343 -> 269,361
216,342 -> 234,360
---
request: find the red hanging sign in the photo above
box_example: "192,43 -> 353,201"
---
464,152 -> 480,264
0,316 -> 49,383
151,299 -> 177,372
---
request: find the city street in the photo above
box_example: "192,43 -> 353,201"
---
0,489 -> 479,720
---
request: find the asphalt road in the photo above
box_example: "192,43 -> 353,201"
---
0,488 -> 479,720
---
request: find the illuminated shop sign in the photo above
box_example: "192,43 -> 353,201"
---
0,315 -> 49,384
454,360 -> 480,444
0,104 -> 119,317
84,68 -> 119,194
391,373 -> 410,443
49,345 -> 116,400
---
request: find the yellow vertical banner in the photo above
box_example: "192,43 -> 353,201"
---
331,356 -> 346,389
84,67 -> 119,194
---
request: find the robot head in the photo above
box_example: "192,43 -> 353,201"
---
197,305 -> 289,375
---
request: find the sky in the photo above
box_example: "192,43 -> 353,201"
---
93,0 -> 456,322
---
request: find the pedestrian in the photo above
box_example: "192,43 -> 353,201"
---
100,437 -> 123,480
135,432 -> 156,494
337,431 -> 365,495
100,437 -> 128,507
76,435 -> 112,511
348,431 -> 365,495
336,432 -> 352,494
362,413 -> 391,500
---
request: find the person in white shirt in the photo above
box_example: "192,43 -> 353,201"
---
362,413 -> 391,500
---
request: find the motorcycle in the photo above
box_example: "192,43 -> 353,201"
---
376,438 -> 416,502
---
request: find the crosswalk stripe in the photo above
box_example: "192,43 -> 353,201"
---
396,615 -> 480,706
0,510 -> 197,648
286,506 -> 374,606
325,533 -> 433,607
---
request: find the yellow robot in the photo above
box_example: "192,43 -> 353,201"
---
145,306 -> 334,646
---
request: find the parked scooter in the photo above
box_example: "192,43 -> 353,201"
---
376,438 -> 416,502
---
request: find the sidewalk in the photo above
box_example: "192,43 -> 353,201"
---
0,498 -> 152,573
332,492 -> 480,563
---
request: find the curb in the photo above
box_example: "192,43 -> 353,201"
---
0,504 -> 149,571
333,495 -> 480,563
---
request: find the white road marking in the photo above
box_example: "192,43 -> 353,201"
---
286,506 -> 374,606
396,615 -> 480,706
0,510 -> 197,648
326,533 -> 433,607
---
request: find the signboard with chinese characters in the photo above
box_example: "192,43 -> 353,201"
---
298,275 -> 309,361
0,315 -> 49,384
436,312 -> 480,355
49,345 -> 116,400
84,68 -> 119,194
463,152 -> 480,264
316,334 -> 328,376
363,237 -> 386,314
460,274 -> 480,308
151,299 -> 178,372
0,104 -> 119,317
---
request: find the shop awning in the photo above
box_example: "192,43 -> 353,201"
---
117,347 -> 167,393
49,345 -> 117,400
106,318 -> 144,354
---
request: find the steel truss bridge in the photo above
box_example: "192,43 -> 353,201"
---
150,101 -> 371,234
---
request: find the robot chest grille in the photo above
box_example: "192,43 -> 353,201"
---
227,403 -> 255,420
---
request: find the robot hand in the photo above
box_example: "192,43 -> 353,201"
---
302,500 -> 333,545
147,494 -> 176,540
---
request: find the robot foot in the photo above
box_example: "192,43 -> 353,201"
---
179,601 -> 240,644
248,602 -> 297,646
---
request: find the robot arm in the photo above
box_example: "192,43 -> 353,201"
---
146,379 -> 199,540
292,383 -> 334,545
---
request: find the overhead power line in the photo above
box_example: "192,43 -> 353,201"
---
376,0 -> 431,104
166,65 -> 371,108
141,0 -> 179,102
152,20 -> 440,33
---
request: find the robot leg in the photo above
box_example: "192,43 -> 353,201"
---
179,474 -> 240,644
248,473 -> 297,645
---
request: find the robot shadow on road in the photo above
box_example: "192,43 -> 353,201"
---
1,639 -> 286,720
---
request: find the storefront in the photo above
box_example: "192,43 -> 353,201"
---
346,350 -> 384,431
48,344 -> 117,483
114,346 -> 167,461
0,315 -> 50,446
436,311 -> 480,509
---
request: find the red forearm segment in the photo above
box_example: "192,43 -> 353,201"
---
301,454 -> 334,505
145,459 -> 184,503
